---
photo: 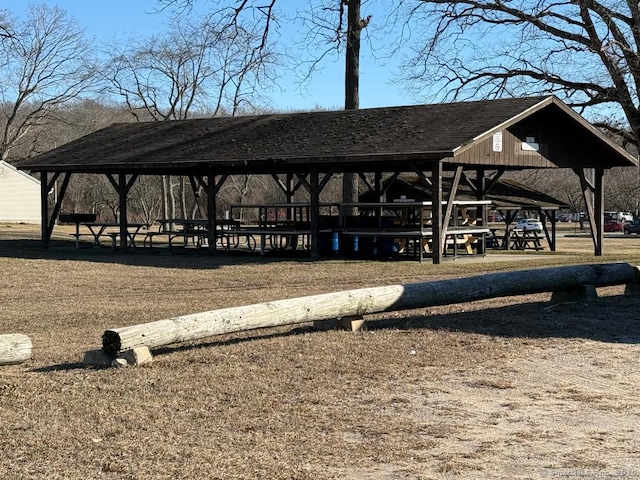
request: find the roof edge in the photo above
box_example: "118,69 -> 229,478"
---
453,96 -> 554,154
453,96 -> 638,167
0,160 -> 41,185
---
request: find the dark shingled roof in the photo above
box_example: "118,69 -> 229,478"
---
19,95 -> 636,173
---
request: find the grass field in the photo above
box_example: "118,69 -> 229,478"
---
1,223 -> 640,479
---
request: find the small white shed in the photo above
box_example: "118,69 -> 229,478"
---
0,160 -> 41,223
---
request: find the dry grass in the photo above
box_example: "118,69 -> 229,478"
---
1,223 -> 640,479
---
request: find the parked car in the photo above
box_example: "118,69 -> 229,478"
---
624,219 -> 640,235
514,218 -> 543,233
604,220 -> 624,232
572,212 -> 588,222
619,212 -> 634,222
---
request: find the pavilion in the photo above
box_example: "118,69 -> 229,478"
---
18,95 -> 637,263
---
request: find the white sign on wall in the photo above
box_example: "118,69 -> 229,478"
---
492,132 -> 503,152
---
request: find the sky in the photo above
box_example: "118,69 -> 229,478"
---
10,0 -> 416,112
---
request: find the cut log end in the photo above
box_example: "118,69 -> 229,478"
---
102,330 -> 121,356
0,334 -> 33,366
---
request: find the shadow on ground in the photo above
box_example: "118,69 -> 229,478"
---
0,237 -> 321,270
371,295 -> 640,344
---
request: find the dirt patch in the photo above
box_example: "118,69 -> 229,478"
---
1,224 -> 639,479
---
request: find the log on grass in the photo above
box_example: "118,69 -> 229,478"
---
103,262 -> 637,355
0,334 -> 32,365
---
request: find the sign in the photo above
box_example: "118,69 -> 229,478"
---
492,132 -> 503,152
522,136 -> 539,152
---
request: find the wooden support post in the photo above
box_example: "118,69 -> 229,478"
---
102,263 -> 637,355
286,172 -> 294,203
187,175 -> 206,219
119,173 -> 129,252
40,171 -> 49,249
431,161 -> 443,264
547,210 -> 557,252
434,165 -> 462,254
0,334 -> 32,366
375,171 -> 383,201
39,171 -> 71,249
594,168 -> 604,256
340,315 -> 367,332
475,167 -> 486,255
575,168 -> 604,256
105,173 -> 138,252
206,170 -> 217,255
310,166 -> 320,258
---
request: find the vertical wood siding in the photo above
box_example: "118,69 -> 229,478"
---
454,128 -> 555,168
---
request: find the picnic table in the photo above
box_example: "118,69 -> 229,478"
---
59,213 -> 97,248
82,222 -> 147,249
146,218 -> 253,253
157,218 -> 209,233
508,229 -> 544,251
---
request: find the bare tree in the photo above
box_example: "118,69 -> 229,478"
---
156,0 -> 276,54
103,12 -> 276,220
0,5 -> 96,163
104,14 -> 274,120
605,168 -> 640,214
401,0 -> 640,148
0,10 -> 12,39
129,175 -> 164,225
157,0 -> 377,207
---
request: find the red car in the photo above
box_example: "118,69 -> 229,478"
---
604,220 -> 624,232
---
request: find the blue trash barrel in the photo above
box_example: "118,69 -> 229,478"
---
331,231 -> 340,253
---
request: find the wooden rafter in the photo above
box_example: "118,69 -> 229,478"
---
440,165 -> 464,244
41,172 -> 72,247
483,169 -> 506,195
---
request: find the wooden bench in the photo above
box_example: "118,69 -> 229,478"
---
104,231 -> 146,250
340,227 -> 489,260
144,230 -> 209,253
69,233 -> 96,248
445,233 -> 478,255
510,231 -> 544,251
238,228 -> 333,255
215,230 -> 257,252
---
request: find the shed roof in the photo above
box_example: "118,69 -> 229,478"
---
366,173 -> 569,210
18,96 -> 637,174
1,160 -> 41,185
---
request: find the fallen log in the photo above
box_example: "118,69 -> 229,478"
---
0,334 -> 33,365
102,262 -> 638,355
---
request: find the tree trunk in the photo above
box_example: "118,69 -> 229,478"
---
161,175 -> 169,220
343,0 -> 365,214
169,176 -> 177,220
0,334 -> 32,365
102,263 -> 637,355
180,176 -> 188,219
345,0 -> 361,111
